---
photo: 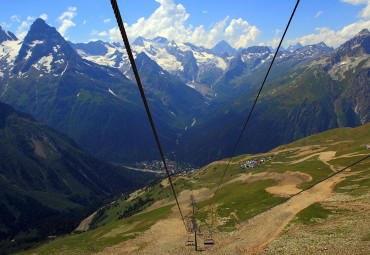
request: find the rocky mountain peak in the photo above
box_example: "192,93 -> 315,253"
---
133,36 -> 146,46
0,26 -> 18,43
211,40 -> 236,56
286,42 -> 303,52
335,28 -> 370,56
14,18 -> 80,73
356,28 -> 369,37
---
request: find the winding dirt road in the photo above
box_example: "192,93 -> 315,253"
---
96,149 -> 356,255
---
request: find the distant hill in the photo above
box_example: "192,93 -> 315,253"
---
0,101 -> 154,253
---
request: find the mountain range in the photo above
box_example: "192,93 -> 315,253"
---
0,19 -> 368,167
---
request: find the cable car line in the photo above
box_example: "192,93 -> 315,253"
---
109,0 -> 366,248
250,154 -> 369,219
207,0 -> 301,218
110,0 -> 188,232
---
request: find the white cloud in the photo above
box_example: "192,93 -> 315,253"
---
58,7 -> 77,21
108,0 -> 259,49
103,18 -> 111,23
82,20 -> 87,25
16,16 -> 35,39
11,15 -> 21,23
341,0 -> 368,4
224,18 -> 260,48
202,10 -> 208,14
267,38 -> 281,49
39,14 -> 48,20
341,0 -> 370,18
91,30 -> 108,37
286,19 -> 370,47
59,20 -> 76,36
57,6 -> 77,36
1,22 -> 11,29
315,11 -> 323,18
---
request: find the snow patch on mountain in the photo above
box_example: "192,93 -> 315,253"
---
135,44 -> 183,72
193,51 -> 227,70
0,40 -> 22,64
108,88 -> 117,97
60,62 -> 68,76
53,45 -> 61,53
32,54 -> 53,72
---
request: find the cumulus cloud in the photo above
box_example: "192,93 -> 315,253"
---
39,14 -> 48,20
315,11 -> 323,18
11,15 -> 21,23
57,6 -> 77,36
58,7 -> 77,21
108,0 -> 259,48
16,16 -> 35,39
286,19 -> 370,47
267,38 -> 281,49
103,18 -> 111,23
341,0 -> 370,18
224,18 -> 260,48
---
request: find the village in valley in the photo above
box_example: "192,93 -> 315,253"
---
240,155 -> 277,169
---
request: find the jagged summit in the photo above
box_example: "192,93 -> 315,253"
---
153,36 -> 169,44
23,18 -> 58,42
357,28 -> 369,37
71,40 -> 110,56
211,40 -> 236,56
335,27 -> 370,55
133,36 -> 146,46
0,26 -> 18,43
286,42 -> 303,52
14,18 -> 80,73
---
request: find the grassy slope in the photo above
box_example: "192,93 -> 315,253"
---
19,123 -> 369,254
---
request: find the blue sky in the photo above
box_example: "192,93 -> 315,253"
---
1,0 -> 370,49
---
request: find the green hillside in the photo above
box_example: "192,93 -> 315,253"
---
0,101 -> 155,254
19,123 -> 369,254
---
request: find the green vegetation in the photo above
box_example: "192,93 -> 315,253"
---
292,203 -> 333,225
17,205 -> 174,255
196,180 -> 285,232
0,102 -> 155,254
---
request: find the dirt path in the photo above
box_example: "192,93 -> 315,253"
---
123,166 -> 164,174
318,151 -> 337,171
96,149 -> 354,255
75,212 -> 97,232
160,179 -> 169,188
97,168 -> 346,255
289,150 -> 337,172
210,170 -> 349,255
96,170 -> 318,255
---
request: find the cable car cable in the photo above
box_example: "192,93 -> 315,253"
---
110,0 -> 188,231
207,0 -> 301,222
251,154 -> 369,218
